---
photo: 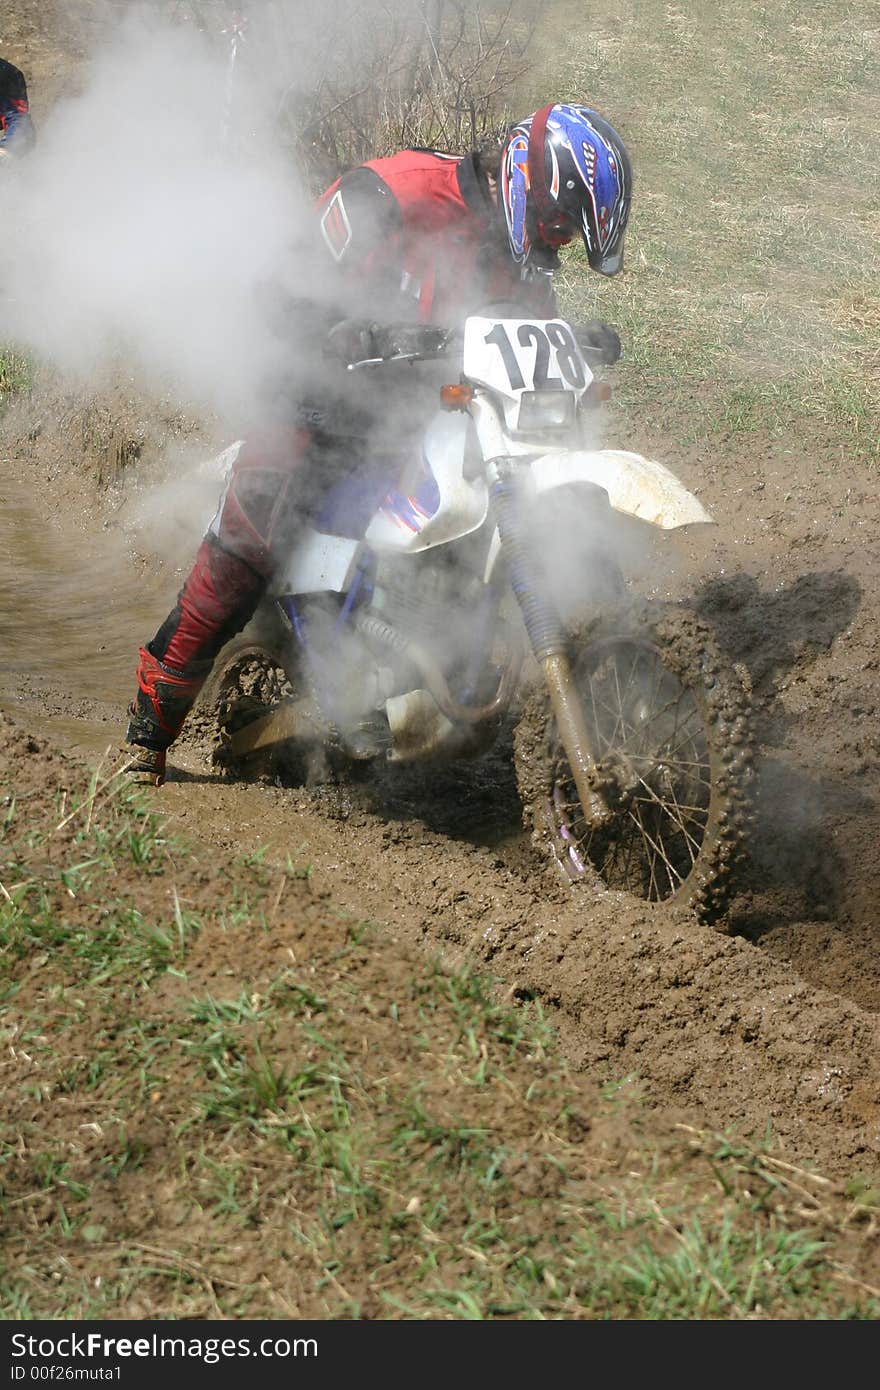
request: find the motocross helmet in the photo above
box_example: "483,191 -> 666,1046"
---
500,103 -> 632,275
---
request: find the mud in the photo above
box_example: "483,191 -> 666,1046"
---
3,354 -> 880,1191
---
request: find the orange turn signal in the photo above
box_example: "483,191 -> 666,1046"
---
581,380 -> 613,409
440,383 -> 474,410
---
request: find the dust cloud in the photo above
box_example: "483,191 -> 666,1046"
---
1,6 -> 309,426
0,1 -> 647,671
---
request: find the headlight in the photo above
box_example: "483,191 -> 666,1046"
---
516,390 -> 576,431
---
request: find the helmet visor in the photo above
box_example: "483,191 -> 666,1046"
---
593,240 -> 625,275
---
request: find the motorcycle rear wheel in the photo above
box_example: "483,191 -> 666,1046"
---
198,635 -> 304,781
514,600 -> 755,925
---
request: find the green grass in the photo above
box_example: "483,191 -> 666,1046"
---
0,349 -> 31,403
534,0 -> 880,461
0,754 -> 876,1319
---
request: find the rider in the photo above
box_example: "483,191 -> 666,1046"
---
0,57 -> 35,161
124,102 -> 633,784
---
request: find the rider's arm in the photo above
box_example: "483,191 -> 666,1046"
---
317,166 -> 407,314
253,167 -> 406,365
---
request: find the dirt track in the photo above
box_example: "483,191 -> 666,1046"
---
2,0 -> 880,1196
3,353 -> 880,1190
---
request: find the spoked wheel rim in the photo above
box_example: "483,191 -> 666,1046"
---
547,636 -> 714,902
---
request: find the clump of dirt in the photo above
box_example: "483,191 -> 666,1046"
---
0,714 -> 72,807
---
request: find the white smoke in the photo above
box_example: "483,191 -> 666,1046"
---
1,6 -> 307,426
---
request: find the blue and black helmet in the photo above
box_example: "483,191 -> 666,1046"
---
500,103 -> 632,275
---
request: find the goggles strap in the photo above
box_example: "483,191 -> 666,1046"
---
527,104 -> 557,223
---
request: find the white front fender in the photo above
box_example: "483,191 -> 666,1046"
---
531,449 -> 715,528
483,448 -> 714,582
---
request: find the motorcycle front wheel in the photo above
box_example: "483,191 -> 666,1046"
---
514,600 -> 755,926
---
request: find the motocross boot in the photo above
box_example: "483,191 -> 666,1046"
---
125,646 -> 212,786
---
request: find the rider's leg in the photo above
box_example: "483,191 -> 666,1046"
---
125,427 -> 312,781
125,534 -> 267,779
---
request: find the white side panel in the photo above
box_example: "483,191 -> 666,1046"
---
269,528 -> 362,595
196,439 -> 244,481
364,412 -> 489,555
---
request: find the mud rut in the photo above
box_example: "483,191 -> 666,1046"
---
2,391 -> 879,1188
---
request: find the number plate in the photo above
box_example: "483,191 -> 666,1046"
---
464,317 -> 591,399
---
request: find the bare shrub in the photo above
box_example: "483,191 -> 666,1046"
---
182,0 -> 535,187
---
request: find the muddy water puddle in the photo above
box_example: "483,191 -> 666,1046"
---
0,458 -> 533,846
0,468 -> 178,750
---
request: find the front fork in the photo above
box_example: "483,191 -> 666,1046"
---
489,464 -> 612,828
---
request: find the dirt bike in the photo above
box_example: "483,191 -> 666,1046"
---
199,310 -> 755,925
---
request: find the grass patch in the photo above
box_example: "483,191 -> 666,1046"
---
0,348 -> 32,404
0,744 -> 877,1319
536,0 -> 880,464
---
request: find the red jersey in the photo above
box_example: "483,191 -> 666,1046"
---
315,149 -> 556,327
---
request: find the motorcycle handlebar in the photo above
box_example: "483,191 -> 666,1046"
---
338,317 -> 619,370
345,324 -> 456,370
